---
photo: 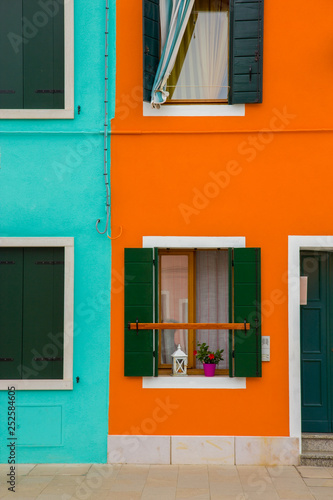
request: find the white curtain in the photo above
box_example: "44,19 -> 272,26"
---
160,254 -> 189,364
196,251 -> 229,369
151,0 -> 195,107
171,11 -> 229,100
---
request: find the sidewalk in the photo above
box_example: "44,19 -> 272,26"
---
1,463 -> 333,500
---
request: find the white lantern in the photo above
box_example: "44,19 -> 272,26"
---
171,344 -> 188,376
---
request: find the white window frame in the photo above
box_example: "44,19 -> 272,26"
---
142,235 -> 247,389
0,237 -> 74,390
0,0 -> 74,120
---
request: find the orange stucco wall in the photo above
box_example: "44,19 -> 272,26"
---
109,1 -> 333,437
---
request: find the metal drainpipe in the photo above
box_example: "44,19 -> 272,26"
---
96,0 -> 111,235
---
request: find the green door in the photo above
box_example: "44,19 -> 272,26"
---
301,251 -> 333,432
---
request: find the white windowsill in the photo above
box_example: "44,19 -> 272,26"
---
0,109 -> 74,120
143,102 -> 245,117
0,379 -> 73,390
143,236 -> 246,249
143,376 -> 246,389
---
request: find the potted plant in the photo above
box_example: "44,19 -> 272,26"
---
193,342 -> 224,377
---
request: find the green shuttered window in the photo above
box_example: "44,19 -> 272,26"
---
0,247 -> 64,380
143,0 -> 263,105
124,247 -> 261,378
0,0 -> 64,109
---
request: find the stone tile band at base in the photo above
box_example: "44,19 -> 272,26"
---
107,436 -> 300,465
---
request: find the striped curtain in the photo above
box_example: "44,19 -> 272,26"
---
151,0 -> 195,107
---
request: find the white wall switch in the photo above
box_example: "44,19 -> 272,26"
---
262,336 -> 270,361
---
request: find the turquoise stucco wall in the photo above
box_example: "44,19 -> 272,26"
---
0,0 -> 115,463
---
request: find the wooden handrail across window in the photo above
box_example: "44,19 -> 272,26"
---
128,322 -> 250,331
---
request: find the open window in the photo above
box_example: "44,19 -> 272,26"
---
124,246 -> 262,378
143,0 -> 264,106
159,249 -> 230,374
0,0 -> 74,119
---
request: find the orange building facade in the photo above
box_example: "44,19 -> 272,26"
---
109,0 -> 333,465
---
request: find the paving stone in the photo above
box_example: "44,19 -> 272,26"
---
1,463 -> 326,499
297,467 -> 333,479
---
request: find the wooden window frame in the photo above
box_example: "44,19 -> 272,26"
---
165,0 -> 230,105
158,248 -> 229,376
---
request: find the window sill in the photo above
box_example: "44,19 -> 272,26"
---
0,109 -> 74,120
143,102 -> 245,117
142,375 -> 246,389
0,379 -> 73,391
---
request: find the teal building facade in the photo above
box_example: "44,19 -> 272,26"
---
0,0 -> 115,463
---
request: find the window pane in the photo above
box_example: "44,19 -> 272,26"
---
167,0 -> 229,101
160,254 -> 188,364
196,250 -> 229,369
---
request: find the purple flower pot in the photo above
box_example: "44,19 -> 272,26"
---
203,363 -> 216,377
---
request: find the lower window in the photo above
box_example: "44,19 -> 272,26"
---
0,238 -> 74,389
159,249 -> 229,374
124,245 -> 262,378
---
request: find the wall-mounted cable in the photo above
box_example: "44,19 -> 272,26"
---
96,0 -> 111,235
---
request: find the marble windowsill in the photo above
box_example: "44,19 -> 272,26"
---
142,375 -> 246,389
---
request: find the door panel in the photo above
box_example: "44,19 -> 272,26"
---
301,252 -> 332,432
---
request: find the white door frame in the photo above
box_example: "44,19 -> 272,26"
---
289,236 -> 333,450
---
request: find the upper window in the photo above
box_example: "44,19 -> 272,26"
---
0,238 -> 74,390
166,0 -> 229,103
0,0 -> 74,119
143,0 -> 264,107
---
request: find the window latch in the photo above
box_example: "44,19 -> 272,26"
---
249,66 -> 252,82
244,319 -> 247,335
33,357 -> 63,362
35,89 -> 64,94
136,318 -> 139,335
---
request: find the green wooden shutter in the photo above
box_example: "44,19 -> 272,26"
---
23,0 -> 64,109
0,0 -> 24,109
143,0 -> 160,102
124,248 -> 158,376
229,248 -> 261,377
22,248 -> 64,379
0,249 -> 23,379
154,248 -> 159,376
229,0 -> 264,104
